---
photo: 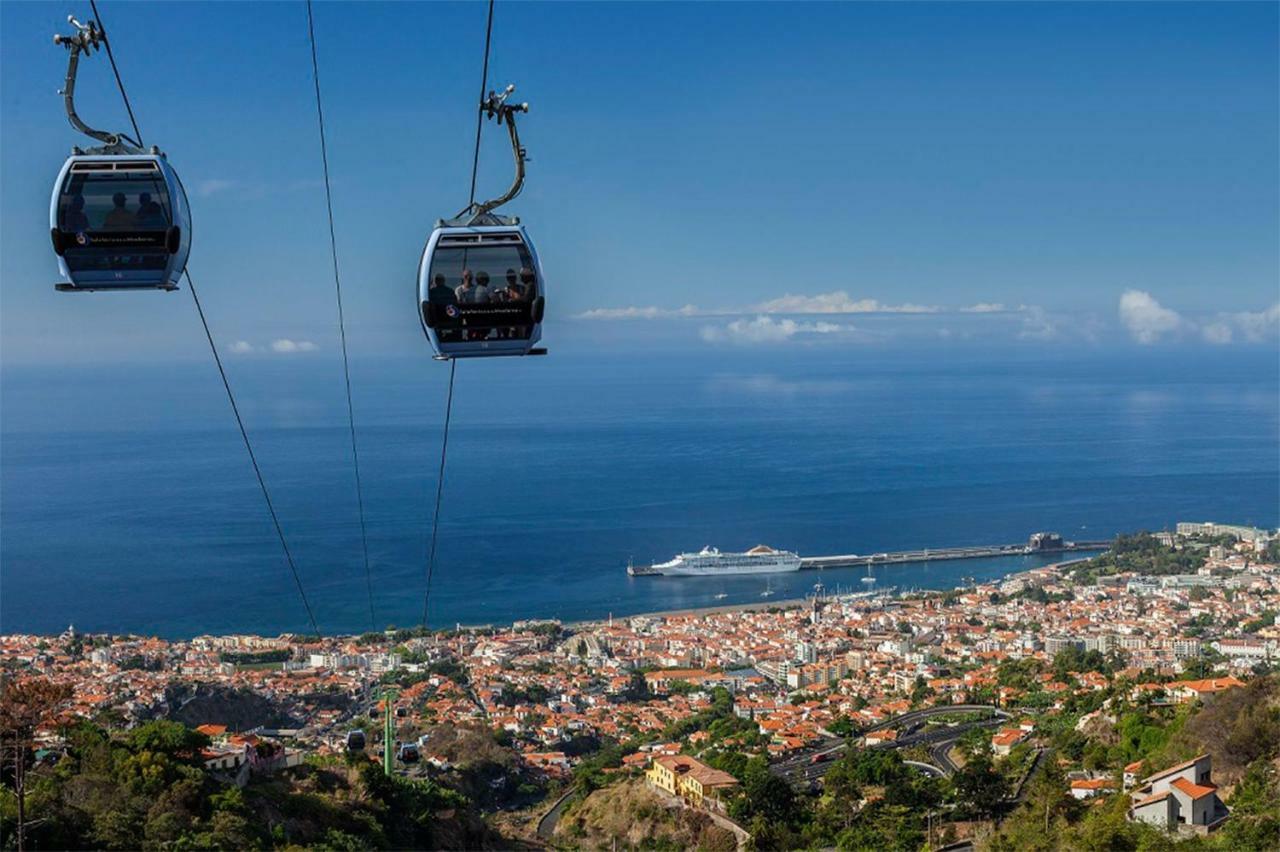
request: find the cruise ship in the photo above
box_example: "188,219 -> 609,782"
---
629,545 -> 802,576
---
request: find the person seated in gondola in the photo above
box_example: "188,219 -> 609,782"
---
134,192 -> 165,228
103,192 -> 134,229
64,194 -> 90,232
496,278 -> 522,301
428,273 -> 457,305
468,271 -> 496,338
519,266 -> 537,298
501,268 -> 526,301
455,268 -> 490,304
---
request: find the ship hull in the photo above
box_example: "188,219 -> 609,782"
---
648,557 -> 802,576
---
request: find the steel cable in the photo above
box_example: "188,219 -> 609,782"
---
89,0 -> 322,635
305,0 -> 377,631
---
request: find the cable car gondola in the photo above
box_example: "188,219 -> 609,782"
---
346,729 -> 366,751
49,16 -> 190,293
419,86 -> 546,358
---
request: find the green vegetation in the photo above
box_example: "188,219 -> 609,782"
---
219,649 -> 290,665
985,674 -> 1280,852
0,718 -> 516,850
1071,533 -> 1207,582
1014,586 -> 1074,605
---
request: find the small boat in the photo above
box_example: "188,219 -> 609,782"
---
714,593 -> 728,600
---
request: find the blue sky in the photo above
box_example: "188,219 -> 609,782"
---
1,1 -> 1276,364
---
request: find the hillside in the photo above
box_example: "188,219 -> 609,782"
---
553,779 -> 736,851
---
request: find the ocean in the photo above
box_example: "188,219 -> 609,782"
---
2,344 -> 1276,638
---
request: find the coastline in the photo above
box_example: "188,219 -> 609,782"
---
564,554 -> 1101,630
0,553 -> 1105,641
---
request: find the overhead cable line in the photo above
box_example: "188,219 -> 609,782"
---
421,358 -> 457,630
422,0 -> 495,629
186,269 -> 322,636
87,0 -> 143,148
88,0 -> 322,636
305,0 -> 377,631
467,0 -> 497,208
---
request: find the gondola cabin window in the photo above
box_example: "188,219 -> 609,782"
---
426,235 -> 539,341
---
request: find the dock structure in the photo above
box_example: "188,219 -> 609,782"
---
629,534 -> 1109,576
799,541 -> 1108,570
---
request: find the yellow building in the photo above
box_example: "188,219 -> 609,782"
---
645,755 -> 739,808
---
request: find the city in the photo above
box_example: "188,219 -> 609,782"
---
3,523 -> 1278,849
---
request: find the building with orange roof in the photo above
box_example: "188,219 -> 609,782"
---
1164,676 -> 1245,703
645,754 -> 739,808
1128,754 -> 1228,832
991,727 -> 1029,756
1069,778 -> 1116,800
1123,760 -> 1145,789
864,729 -> 897,746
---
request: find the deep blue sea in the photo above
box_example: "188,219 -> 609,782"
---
2,345 -> 1276,638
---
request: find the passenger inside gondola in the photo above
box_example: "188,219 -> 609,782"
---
425,237 -> 540,347
519,266 -> 537,299
103,192 -> 134,229
135,192 -> 165,228
65,194 -> 90,231
428,273 -> 457,305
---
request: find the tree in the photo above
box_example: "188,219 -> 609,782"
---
1220,759 -> 1280,851
731,757 -> 799,828
0,677 -> 73,851
952,750 -> 1009,819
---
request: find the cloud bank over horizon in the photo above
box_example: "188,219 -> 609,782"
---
574,288 -> 1279,348
226,339 -> 320,355
1118,290 -> 1280,346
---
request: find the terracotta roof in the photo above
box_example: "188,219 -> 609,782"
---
1142,754 -> 1209,786
1131,790 -> 1172,809
1171,676 -> 1245,694
1170,777 -> 1217,800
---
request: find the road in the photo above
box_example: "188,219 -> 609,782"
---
772,706 -> 1010,786
535,789 -> 575,841
903,760 -> 947,778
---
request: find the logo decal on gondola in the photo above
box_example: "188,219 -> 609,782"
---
75,232 -> 89,246
445,305 -> 459,318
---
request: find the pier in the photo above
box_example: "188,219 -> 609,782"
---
798,541 -> 1108,570
628,534 -> 1110,576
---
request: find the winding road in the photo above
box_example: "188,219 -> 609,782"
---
772,705 -> 1011,786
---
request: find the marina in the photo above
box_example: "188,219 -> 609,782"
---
628,533 -> 1110,576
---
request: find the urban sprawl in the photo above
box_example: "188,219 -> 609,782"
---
3,520 -> 1279,848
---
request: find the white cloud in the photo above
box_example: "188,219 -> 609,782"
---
700,315 -> 847,344
1118,290 -> 1186,344
1230,303 -> 1280,342
708,374 -> 854,396
961,302 -> 1007,313
749,291 -> 939,314
197,179 -> 236,198
1201,322 -> 1233,345
1017,305 -> 1060,341
227,340 -> 254,354
270,339 -> 318,353
574,305 -> 700,320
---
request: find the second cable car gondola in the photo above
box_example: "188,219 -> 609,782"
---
418,86 -> 546,358
48,15 -> 191,292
